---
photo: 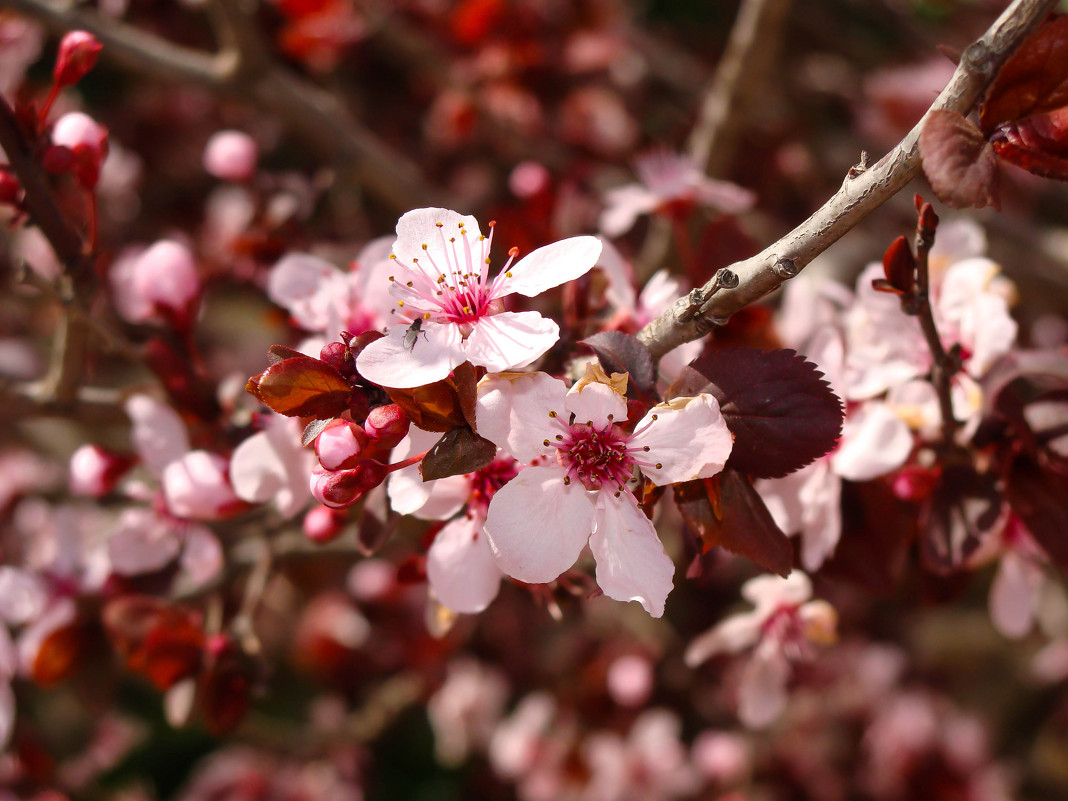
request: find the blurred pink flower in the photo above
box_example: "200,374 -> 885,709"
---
202,130 -> 258,182
428,658 -> 510,766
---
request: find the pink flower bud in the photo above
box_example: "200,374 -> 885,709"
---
303,505 -> 347,543
606,654 -> 653,707
310,461 -> 386,509
68,443 -> 132,497
51,112 -> 108,189
320,340 -> 355,378
53,31 -> 102,88
202,130 -> 258,182
314,419 -> 369,471
364,404 -> 410,450
133,240 -> 201,327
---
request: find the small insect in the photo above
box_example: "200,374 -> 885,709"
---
403,316 -> 429,351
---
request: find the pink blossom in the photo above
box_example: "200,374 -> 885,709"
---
355,208 -> 602,389
599,150 -> 755,237
691,731 -> 751,786
427,658 -> 510,766
475,365 -> 732,617
51,111 -> 108,155
229,414 -> 315,518
162,451 -> 243,521
605,653 -> 653,707
388,427 -> 517,614
267,237 -> 394,338
110,241 -> 201,327
969,516 -> 1049,639
69,444 -> 131,497
685,572 -> 837,728
202,130 -> 258,182
53,30 -> 102,88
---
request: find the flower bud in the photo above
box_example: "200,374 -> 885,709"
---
320,340 -> 355,379
364,404 -> 409,450
310,461 -> 386,509
314,419 -> 368,471
69,443 -> 133,497
51,112 -> 108,189
302,505 -> 347,543
53,31 -> 102,88
202,130 -> 258,182
132,240 -> 201,327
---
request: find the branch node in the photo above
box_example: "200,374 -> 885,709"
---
677,287 -> 707,322
772,257 -> 799,278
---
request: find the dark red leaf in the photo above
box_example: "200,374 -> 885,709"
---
667,348 -> 844,480
1006,453 -> 1068,573
580,331 -> 656,400
981,15 -> 1068,132
920,464 -> 998,575
246,355 -> 352,418
985,349 -> 1068,464
881,235 -> 915,295
919,109 -> 1001,210
420,425 -> 497,481
673,472 -> 793,577
990,106 -> 1068,179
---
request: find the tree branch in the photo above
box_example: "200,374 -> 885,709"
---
687,0 -> 794,177
5,0 -> 440,212
639,0 -> 1059,363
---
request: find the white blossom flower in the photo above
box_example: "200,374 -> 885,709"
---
474,364 -> 733,617
356,208 -> 602,388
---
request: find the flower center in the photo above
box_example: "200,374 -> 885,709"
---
468,457 -> 520,513
550,422 -> 636,492
386,219 -> 519,329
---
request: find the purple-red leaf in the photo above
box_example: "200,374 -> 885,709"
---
673,471 -> 793,577
268,344 -> 306,365
420,425 -> 497,481
581,331 -> 656,399
980,14 -> 1068,132
668,348 -> 844,480
919,109 -> 1001,210
990,107 -> 1068,180
385,361 -> 481,433
247,355 -> 352,418
1006,453 -> 1068,573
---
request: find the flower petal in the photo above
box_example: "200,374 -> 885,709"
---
475,372 -> 566,464
737,644 -> 791,729
599,185 -> 656,238
588,492 -> 674,617
499,236 -> 602,298
684,611 -> 764,666
989,551 -> 1043,639
356,320 -> 466,388
565,379 -> 627,428
464,311 -> 559,372
267,252 -> 346,331
387,427 -> 470,519
393,208 -> 482,274
483,464 -> 595,584
629,395 -> 733,485
832,402 -> 912,482
427,513 -> 502,614
125,394 -> 189,473
741,572 -> 811,611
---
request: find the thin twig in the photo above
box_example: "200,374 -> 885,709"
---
687,0 -> 794,177
5,0 -> 440,212
639,0 -> 1059,363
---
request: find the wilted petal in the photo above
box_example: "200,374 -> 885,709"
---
483,465 -> 595,584
629,395 -> 733,485
832,402 -> 912,482
476,372 -> 566,464
125,394 -> 190,473
588,492 -> 674,617
737,644 -> 791,729
356,320 -> 466,389
464,311 -> 559,372
427,514 -> 502,614
989,551 -> 1044,639
499,236 -> 601,298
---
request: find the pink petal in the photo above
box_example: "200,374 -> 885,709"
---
564,379 -> 627,428
393,208 -> 481,272
427,514 -> 502,614
499,236 -> 602,298
162,451 -> 241,520
180,525 -> 223,588
832,402 -> 912,481
588,492 -> 674,617
694,178 -> 756,213
108,508 -> 181,575
483,464 -> 595,583
628,395 -> 733,485
598,238 -> 637,312
125,394 -> 190,473
464,311 -> 559,372
737,644 -> 791,729
230,417 -> 313,519
684,612 -> 764,667
387,428 -> 469,519
475,372 -> 566,464
599,185 -> 656,237
355,321 -> 465,389
267,253 -> 346,332
742,572 -> 812,611
0,567 -> 48,625
989,552 -> 1043,639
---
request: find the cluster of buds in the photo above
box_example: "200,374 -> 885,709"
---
310,403 -> 414,510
